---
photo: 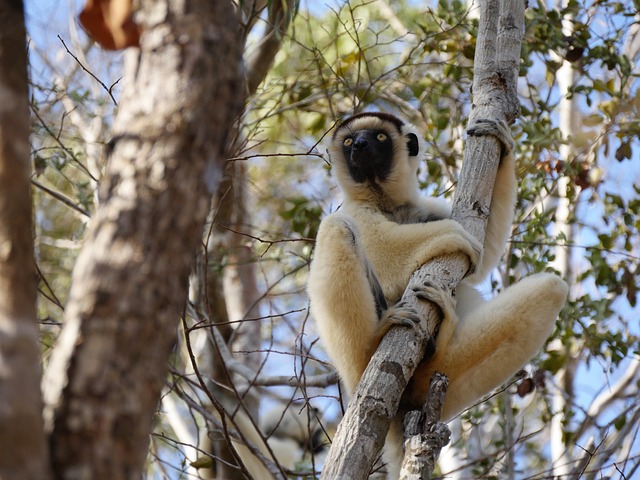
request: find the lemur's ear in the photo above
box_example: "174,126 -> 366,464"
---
406,133 -> 419,157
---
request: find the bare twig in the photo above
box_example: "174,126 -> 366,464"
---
57,35 -> 118,105
31,179 -> 91,218
188,303 -> 337,389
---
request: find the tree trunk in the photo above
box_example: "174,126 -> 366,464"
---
549,3 -> 578,473
200,3 -> 298,475
41,1 -> 245,478
0,2 -> 51,479
204,165 -> 262,479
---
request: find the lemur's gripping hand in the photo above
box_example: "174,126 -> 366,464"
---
467,118 -> 514,159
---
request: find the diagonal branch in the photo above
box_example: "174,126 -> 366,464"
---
319,0 -> 526,478
573,357 -> 640,442
245,0 -> 297,96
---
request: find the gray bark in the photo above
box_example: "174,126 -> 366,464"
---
0,2 -> 51,478
41,1 -> 245,478
399,373 -> 450,479
319,0 -> 525,478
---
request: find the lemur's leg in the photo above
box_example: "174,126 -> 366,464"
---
436,273 -> 568,420
308,214 -> 418,394
308,214 -> 379,393
467,118 -> 515,155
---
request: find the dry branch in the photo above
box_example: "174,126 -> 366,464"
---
399,373 -> 450,479
245,0 -> 297,95
319,0 -> 526,478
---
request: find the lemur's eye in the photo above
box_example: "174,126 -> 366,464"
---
343,137 -> 353,147
377,133 -> 388,142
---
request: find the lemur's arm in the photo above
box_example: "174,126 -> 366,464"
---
350,210 -> 483,302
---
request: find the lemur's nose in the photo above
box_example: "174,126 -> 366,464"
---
353,137 -> 368,150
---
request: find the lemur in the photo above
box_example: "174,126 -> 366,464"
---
307,111 -> 568,479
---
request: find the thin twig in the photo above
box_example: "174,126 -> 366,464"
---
57,35 -> 118,106
31,179 -> 91,218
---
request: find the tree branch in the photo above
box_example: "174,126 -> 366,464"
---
203,306 -> 338,388
319,0 -> 525,478
573,357 -> 640,442
245,0 -> 296,96
399,373 -> 450,479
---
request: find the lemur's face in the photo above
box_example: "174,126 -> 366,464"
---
328,113 -> 422,202
341,128 -> 394,184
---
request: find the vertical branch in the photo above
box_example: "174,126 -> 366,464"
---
399,373 -> 450,479
547,4 -> 578,477
454,0 -> 524,227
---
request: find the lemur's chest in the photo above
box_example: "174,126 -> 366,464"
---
343,204 -> 412,302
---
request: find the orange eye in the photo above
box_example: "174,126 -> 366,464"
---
377,133 -> 387,142
343,138 -> 353,147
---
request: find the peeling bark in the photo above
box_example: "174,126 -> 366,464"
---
399,373 -> 450,479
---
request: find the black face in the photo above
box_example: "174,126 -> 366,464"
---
342,129 -> 394,183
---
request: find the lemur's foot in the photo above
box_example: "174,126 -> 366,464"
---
464,233 -> 483,276
374,301 -> 422,339
412,281 -> 456,319
467,118 -> 514,157
412,281 -> 458,350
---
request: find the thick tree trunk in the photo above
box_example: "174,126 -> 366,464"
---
0,2 -> 51,479
41,1 -> 245,478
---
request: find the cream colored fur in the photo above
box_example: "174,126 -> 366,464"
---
307,113 -> 569,479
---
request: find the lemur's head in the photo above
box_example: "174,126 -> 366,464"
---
328,112 -> 423,208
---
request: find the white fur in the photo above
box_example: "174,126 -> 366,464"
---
308,113 -> 569,479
